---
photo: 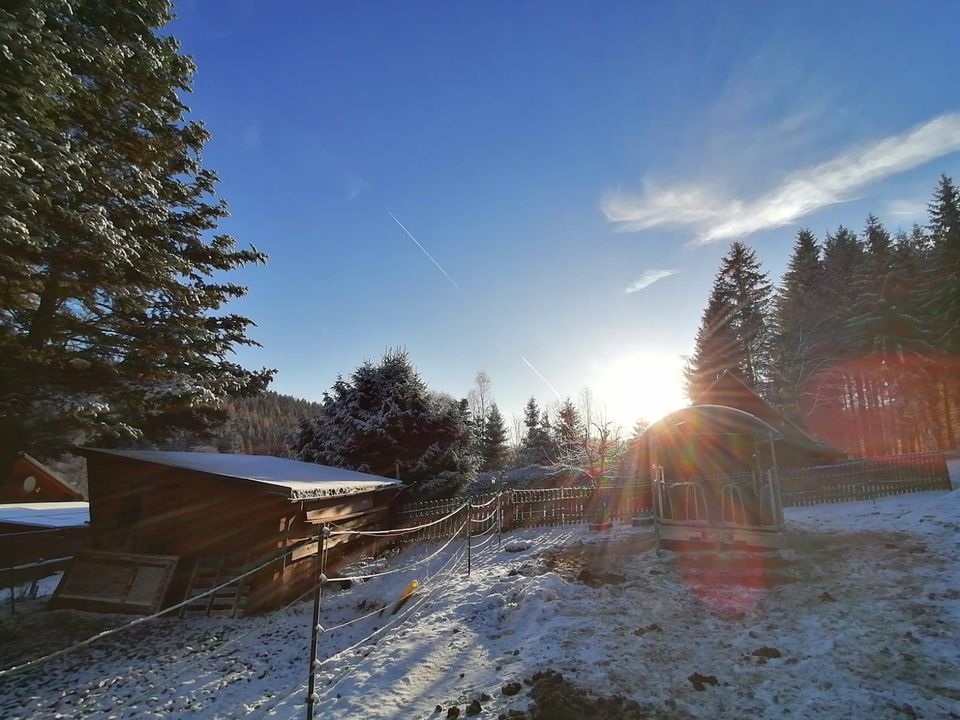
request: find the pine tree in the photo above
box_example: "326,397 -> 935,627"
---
553,398 -> 584,460
770,229 -> 824,423
522,397 -> 541,438
480,404 -> 508,471
518,396 -> 552,464
841,216 -> 927,454
813,226 -> 867,450
290,350 -> 478,493
0,1 -> 273,473
685,242 -> 773,401
923,175 -> 960,447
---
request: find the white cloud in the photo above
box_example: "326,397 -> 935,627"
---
603,110 -> 960,244
885,198 -> 927,218
625,269 -> 678,294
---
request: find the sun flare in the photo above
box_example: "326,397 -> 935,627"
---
590,350 -> 689,429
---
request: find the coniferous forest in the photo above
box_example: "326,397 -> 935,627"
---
685,175 -> 960,457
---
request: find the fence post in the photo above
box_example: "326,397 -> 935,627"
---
305,523 -> 329,720
8,535 -> 15,614
465,506 -> 471,576
497,487 -> 503,549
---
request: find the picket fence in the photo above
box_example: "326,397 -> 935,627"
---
396,451 -> 953,539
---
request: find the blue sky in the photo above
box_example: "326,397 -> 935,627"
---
171,0 -> 960,432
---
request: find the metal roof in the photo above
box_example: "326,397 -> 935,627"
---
80,449 -> 402,500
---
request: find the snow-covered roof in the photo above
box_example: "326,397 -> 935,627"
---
0,501 -> 90,529
81,449 -> 402,500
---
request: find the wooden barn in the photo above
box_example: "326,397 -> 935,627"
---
55,449 -> 402,616
1,452 -> 84,503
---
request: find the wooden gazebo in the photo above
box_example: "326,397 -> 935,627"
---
643,405 -> 786,550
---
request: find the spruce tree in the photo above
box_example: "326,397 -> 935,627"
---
770,229 -> 824,422
842,216 -> 923,454
553,398 -> 584,460
0,1 -> 273,472
522,397 -> 541,439
290,350 -> 478,492
519,396 -> 551,464
923,175 -> 960,447
480,404 -> 508,471
685,242 -> 773,401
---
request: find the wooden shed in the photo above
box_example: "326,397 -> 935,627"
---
0,501 -> 90,600
1,453 -> 84,503
59,449 -> 402,615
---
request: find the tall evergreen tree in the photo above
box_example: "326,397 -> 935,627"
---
770,229 -> 824,421
480,404 -> 508,471
814,226 -> 867,450
685,242 -> 773,401
0,1 -> 273,473
923,175 -> 960,447
840,216 -> 928,454
519,396 -> 552,464
552,398 -> 583,459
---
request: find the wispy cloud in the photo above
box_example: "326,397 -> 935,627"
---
345,176 -> 369,201
387,211 -> 461,290
521,355 -> 562,401
603,111 -> 960,244
886,198 -> 927,218
625,269 -> 678,294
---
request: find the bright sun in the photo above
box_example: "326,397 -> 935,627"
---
590,350 -> 689,429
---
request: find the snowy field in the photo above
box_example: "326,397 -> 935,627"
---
1,489 -> 958,720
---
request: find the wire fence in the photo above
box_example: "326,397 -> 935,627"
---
0,451 -> 952,719
0,507 -> 485,720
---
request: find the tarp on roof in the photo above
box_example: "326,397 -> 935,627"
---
80,449 -> 402,500
647,404 -> 784,440
695,370 -> 836,452
0,501 -> 90,528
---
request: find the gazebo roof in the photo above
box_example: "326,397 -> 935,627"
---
646,404 -> 784,440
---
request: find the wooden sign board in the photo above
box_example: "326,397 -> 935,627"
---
52,550 -> 179,614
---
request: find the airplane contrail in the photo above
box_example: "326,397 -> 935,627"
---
387,211 -> 461,290
521,355 -> 562,401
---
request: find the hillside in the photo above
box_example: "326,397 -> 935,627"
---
221,391 -> 322,456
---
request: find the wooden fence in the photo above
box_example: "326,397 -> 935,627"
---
780,451 -> 951,506
395,483 -> 654,542
396,451 -> 953,539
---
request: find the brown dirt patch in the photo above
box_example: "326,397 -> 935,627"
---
539,534 -> 655,585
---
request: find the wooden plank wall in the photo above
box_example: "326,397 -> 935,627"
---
263,488 -> 396,611
0,526 -> 90,590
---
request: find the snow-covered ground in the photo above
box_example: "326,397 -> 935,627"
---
1,490 -> 958,719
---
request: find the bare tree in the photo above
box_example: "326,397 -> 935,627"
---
578,387 -> 595,442
592,417 -> 623,480
468,371 -> 492,421
511,413 -> 524,448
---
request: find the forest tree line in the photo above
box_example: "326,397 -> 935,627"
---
686,174 -> 960,457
